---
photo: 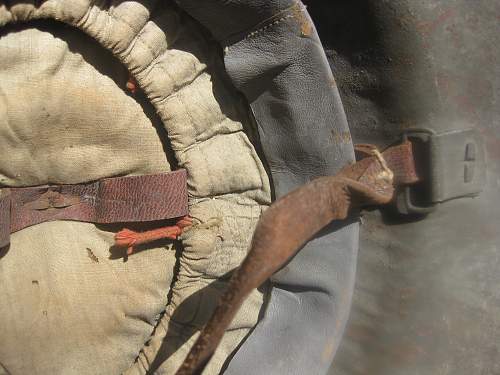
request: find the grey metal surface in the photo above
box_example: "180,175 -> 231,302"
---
301,1 -> 500,374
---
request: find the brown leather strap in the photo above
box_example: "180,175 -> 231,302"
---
354,141 -> 419,185
0,170 -> 188,248
0,190 -> 10,248
376,141 -> 419,185
176,142 -> 420,375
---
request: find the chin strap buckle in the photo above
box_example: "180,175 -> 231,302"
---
396,128 -> 486,215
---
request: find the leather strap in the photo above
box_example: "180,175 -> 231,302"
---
176,141 -> 420,375
0,190 -> 10,248
354,141 -> 419,186
0,170 -> 188,248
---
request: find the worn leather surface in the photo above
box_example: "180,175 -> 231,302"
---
175,1 -> 358,374
0,170 -> 187,246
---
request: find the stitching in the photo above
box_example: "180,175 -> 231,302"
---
225,1 -> 306,45
152,65 -> 206,108
242,14 -> 295,41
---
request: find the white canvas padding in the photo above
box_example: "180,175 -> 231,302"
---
0,24 -> 178,374
157,72 -> 244,151
0,26 -> 171,186
0,1 -> 271,374
1,221 -> 177,374
131,198 -> 267,375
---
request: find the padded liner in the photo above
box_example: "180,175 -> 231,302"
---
0,24 -> 176,374
0,2 -> 270,374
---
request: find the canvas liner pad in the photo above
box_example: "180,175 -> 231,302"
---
0,2 -> 271,374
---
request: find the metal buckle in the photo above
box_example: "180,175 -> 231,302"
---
396,127 -> 486,215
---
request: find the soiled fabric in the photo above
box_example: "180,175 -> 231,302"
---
0,2 -> 270,374
0,24 -> 177,374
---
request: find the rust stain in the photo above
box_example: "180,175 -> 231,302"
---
331,130 -> 352,144
478,126 -> 500,161
292,3 -> 313,37
391,343 -> 427,365
321,339 -> 337,363
417,8 -> 456,37
398,288 -> 416,318
346,324 -> 376,341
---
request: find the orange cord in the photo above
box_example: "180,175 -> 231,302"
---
114,216 -> 192,255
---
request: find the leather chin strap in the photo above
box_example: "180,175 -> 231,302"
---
176,141 -> 420,375
0,170 -> 188,248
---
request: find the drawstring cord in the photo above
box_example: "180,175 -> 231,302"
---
114,216 -> 192,255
